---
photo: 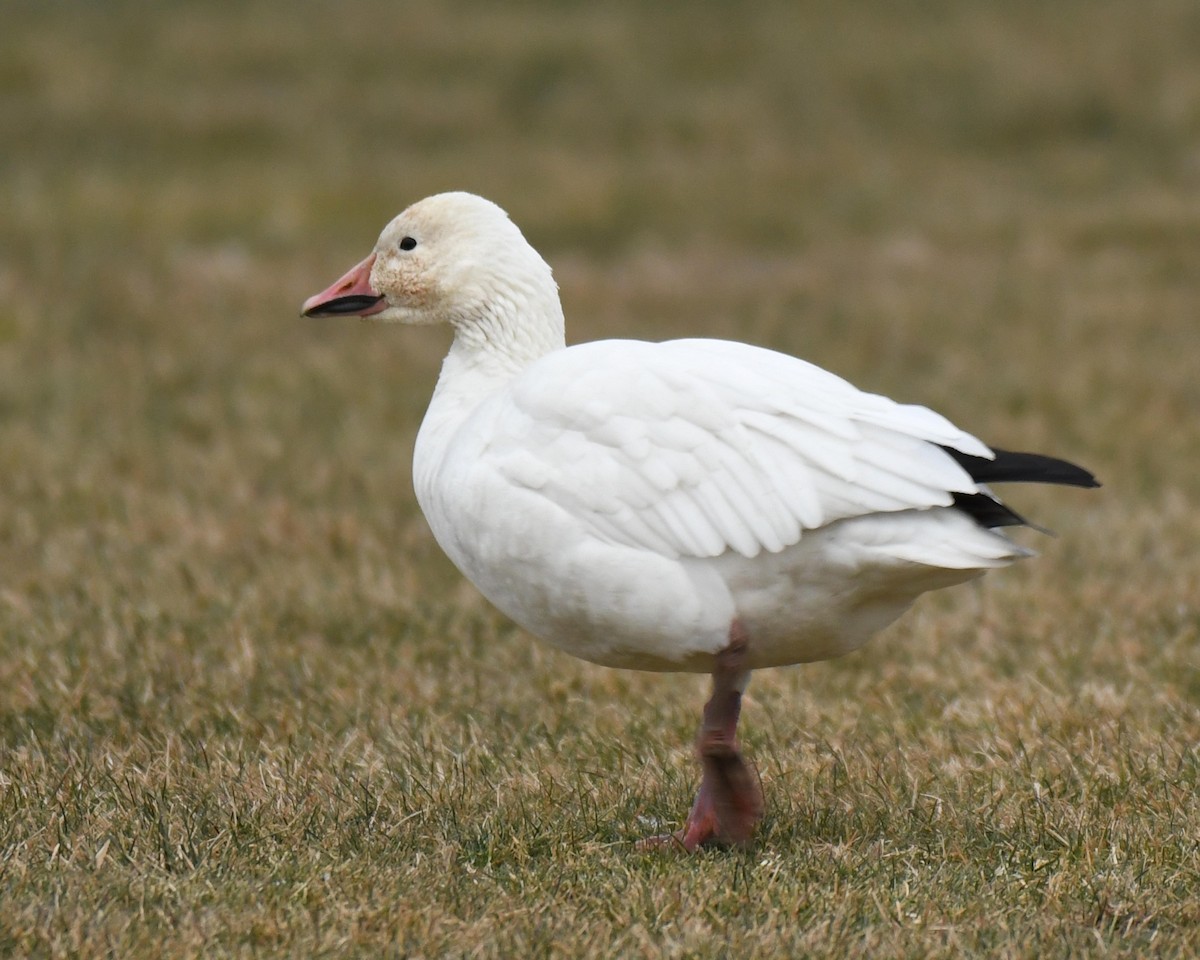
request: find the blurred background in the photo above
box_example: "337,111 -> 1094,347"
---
4,0 -> 1196,660
2,0 -> 1199,954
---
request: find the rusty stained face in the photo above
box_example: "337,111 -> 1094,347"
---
302,192 -> 561,345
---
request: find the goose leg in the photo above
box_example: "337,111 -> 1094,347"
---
642,621 -> 763,851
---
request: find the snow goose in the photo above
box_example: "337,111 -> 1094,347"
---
302,192 -> 1098,850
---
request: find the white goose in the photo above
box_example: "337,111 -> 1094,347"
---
302,192 -> 1097,850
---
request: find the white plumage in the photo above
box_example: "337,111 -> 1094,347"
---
302,191 -> 1095,849
414,334 -> 1023,673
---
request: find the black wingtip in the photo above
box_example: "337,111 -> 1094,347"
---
941,444 -> 1098,533
950,491 -> 1027,528
941,446 -> 1100,489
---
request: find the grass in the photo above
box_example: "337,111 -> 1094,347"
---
2,0 -> 1200,956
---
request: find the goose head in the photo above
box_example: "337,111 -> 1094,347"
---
302,192 -> 565,360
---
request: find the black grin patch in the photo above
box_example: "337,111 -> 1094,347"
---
304,294 -> 385,317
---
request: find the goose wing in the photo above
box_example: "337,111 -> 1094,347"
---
480,338 -> 993,560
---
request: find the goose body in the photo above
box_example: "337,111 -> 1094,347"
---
414,335 -> 1027,673
303,192 -> 1098,848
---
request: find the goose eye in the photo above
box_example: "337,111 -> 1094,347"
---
399,236 -> 417,251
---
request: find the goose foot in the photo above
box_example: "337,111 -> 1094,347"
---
640,622 -> 763,851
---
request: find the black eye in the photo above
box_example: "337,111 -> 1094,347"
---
399,236 -> 417,251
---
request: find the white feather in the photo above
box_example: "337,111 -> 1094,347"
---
484,338 -> 987,561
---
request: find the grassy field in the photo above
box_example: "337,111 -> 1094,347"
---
2,1 -> 1200,956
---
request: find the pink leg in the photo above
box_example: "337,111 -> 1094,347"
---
643,621 -> 764,851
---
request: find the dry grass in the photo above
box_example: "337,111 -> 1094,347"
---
2,1 -> 1200,957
